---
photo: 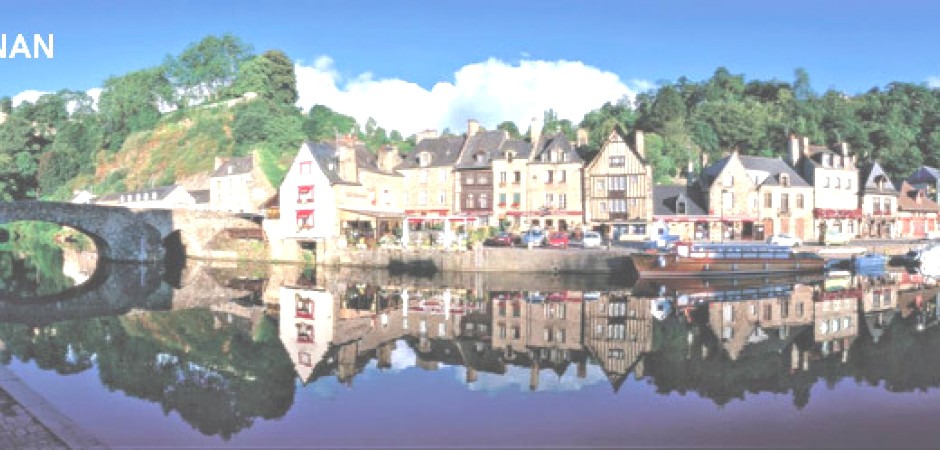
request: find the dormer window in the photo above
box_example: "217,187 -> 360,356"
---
780,174 -> 789,187
506,151 -> 515,163
474,152 -> 485,163
677,199 -> 687,215
419,152 -> 431,167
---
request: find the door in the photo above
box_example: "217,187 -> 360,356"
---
795,218 -> 805,240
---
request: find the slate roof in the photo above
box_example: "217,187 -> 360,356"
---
190,189 -> 210,204
653,185 -> 710,216
858,162 -> 897,195
738,155 -> 810,187
529,132 -> 582,165
702,154 -> 809,188
123,185 -> 185,200
212,156 -> 253,177
907,166 -> 940,188
303,141 -> 358,186
455,130 -> 508,170
897,181 -> 940,212
395,135 -> 466,170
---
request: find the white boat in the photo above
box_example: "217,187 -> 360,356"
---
918,244 -> 940,278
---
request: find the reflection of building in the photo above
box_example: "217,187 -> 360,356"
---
583,290 -> 652,391
278,287 -> 334,383
813,282 -> 860,363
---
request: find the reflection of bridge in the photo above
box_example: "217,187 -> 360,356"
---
0,262 -> 170,326
0,201 -> 260,262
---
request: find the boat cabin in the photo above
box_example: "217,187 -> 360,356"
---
675,242 -> 794,260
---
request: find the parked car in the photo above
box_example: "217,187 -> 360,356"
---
547,232 -> 570,249
484,231 -> 516,247
522,229 -> 546,247
582,231 -> 603,248
767,233 -> 802,247
822,229 -> 851,246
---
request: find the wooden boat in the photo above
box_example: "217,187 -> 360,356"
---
629,242 -> 826,278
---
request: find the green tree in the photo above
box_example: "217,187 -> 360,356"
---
228,50 -> 298,106
496,120 -> 522,139
98,67 -> 174,151
164,34 -> 254,106
302,104 -> 359,142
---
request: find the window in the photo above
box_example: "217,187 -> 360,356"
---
497,323 -> 506,339
835,177 -> 841,188
479,193 -> 488,209
559,170 -> 566,183
780,174 -> 790,187
796,302 -> 805,318
297,185 -> 314,204
544,327 -> 553,342
608,323 -> 626,340
545,193 -> 554,207
511,326 -> 521,339
600,201 -> 607,213
477,174 -> 488,184
500,172 -> 507,184
595,179 -> 605,194
513,171 -> 522,184
546,170 -> 554,184
513,192 -> 521,205
559,194 -> 567,209
846,178 -> 852,190
419,152 -> 431,167
512,302 -> 521,317
499,193 -> 507,206
764,192 -> 773,208
609,155 -> 625,167
781,193 -> 789,212
824,177 -> 830,188
763,304 -> 773,321
796,194 -> 805,209
296,210 -> 314,231
677,200 -> 687,214
608,349 -> 625,360
465,194 -> 475,209
465,174 -> 475,185
609,176 -> 626,191
439,190 -> 446,205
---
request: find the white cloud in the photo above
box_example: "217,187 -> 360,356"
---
296,56 -> 646,137
457,363 -> 609,393
928,76 -> 940,88
12,89 -> 48,107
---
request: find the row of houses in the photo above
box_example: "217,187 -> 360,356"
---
276,118 -> 940,246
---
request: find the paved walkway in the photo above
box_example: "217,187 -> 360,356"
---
0,365 -> 106,449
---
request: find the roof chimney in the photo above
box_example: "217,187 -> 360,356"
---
701,152 -> 709,169
415,129 -> 439,144
576,128 -> 589,147
801,136 -> 810,157
214,156 -> 224,171
530,116 -> 543,147
467,119 -> 480,136
635,130 -> 645,158
788,134 -> 800,167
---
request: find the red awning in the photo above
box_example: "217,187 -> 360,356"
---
296,209 -> 313,218
298,185 -> 313,194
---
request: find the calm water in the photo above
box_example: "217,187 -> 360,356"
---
2,248 -> 940,448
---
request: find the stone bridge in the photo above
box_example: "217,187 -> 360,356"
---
0,201 -> 261,262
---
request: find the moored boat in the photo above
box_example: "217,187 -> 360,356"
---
629,242 -> 826,278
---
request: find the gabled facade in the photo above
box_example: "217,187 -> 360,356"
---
453,121 -> 505,226
396,133 -> 465,218
491,139 -> 530,229
583,127 -> 652,241
279,139 -> 403,244
699,151 -> 760,240
788,135 -> 860,241
858,162 -> 898,238
525,131 -> 584,231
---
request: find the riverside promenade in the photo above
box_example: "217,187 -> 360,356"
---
0,365 -> 105,449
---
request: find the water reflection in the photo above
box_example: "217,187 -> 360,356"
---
3,254 -> 940,443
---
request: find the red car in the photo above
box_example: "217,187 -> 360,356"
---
547,232 -> 570,249
484,232 -> 516,247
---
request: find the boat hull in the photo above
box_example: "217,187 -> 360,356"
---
629,252 -> 826,278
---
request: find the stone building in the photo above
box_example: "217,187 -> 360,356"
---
583,127 -> 652,241
741,155 -> 814,241
525,131 -> 584,231
699,151 -> 760,240
209,152 -> 277,214
92,184 -> 196,209
896,181 -> 939,239
396,133 -> 465,219
789,135 -> 860,241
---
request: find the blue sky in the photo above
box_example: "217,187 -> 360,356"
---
2,0 -> 939,134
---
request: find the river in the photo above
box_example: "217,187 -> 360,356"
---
1,246 -> 939,448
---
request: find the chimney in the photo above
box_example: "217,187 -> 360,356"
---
801,136 -> 810,157
467,119 -> 480,136
701,152 -> 709,169
336,142 -> 358,182
788,134 -> 800,167
635,130 -> 645,158
839,142 -> 850,157
530,116 -> 543,148
686,160 -> 697,186
576,128 -> 589,147
378,145 -> 401,172
415,129 -> 439,144
214,156 -> 224,171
